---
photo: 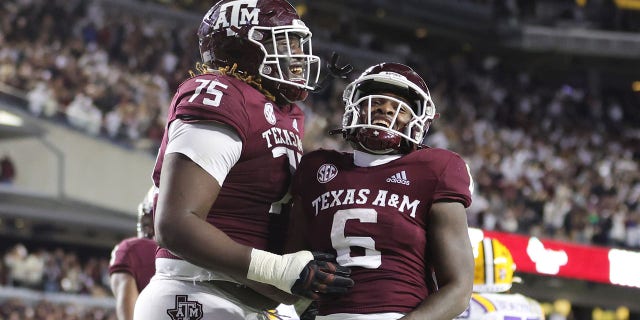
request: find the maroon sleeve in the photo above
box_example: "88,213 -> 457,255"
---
109,238 -> 136,276
108,238 -> 157,291
433,153 -> 473,208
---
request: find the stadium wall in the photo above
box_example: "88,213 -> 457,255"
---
1,116 -> 155,214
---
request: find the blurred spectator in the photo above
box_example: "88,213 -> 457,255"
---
2,244 -> 112,297
0,257 -> 6,286
60,253 -> 84,294
626,210 -> 640,248
0,155 -> 16,184
42,250 -> 63,293
3,244 -> 28,287
0,298 -> 116,320
66,89 -> 103,136
22,248 -> 45,290
26,82 -> 58,118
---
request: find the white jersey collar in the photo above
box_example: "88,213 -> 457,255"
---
353,150 -> 402,167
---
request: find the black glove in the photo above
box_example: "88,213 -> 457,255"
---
290,252 -> 354,300
325,52 -> 353,79
312,52 -> 354,93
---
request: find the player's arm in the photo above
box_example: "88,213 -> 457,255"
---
240,192 -> 318,304
400,201 -> 474,320
155,121 -> 352,300
155,149 -> 252,276
284,195 -> 311,253
110,272 -> 138,320
284,195 -> 315,314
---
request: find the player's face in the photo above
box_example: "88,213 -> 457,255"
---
359,92 -> 413,131
265,35 -> 306,81
274,35 -> 304,55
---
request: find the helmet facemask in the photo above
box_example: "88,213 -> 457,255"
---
136,202 -> 155,239
344,94 -> 424,154
342,73 -> 436,154
136,186 -> 156,239
249,21 -> 320,102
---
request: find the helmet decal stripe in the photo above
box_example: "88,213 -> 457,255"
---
483,238 -> 494,285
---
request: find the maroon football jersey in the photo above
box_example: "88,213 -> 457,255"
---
291,148 -> 472,315
109,237 -> 158,291
153,73 -> 305,259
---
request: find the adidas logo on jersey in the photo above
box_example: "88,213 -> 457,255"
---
386,171 -> 410,185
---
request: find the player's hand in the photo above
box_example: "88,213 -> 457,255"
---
312,52 -> 353,93
326,52 -> 353,79
290,252 -> 354,300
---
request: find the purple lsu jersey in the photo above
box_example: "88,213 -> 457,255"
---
291,148 -> 472,315
109,237 -> 158,291
153,73 -> 304,259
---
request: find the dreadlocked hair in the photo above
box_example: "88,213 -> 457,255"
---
191,62 -> 276,102
218,63 -> 276,101
188,62 -> 211,77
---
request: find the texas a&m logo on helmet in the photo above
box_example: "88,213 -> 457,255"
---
207,0 -> 260,36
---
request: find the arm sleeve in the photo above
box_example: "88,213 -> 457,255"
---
165,119 -> 242,186
433,154 -> 473,208
109,242 -> 134,276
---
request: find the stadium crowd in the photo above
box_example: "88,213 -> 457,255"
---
3,0 -> 637,250
0,243 -> 114,319
0,0 -> 639,318
0,299 -> 114,320
140,0 -> 640,33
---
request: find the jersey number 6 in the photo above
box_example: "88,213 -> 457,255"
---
331,208 -> 382,269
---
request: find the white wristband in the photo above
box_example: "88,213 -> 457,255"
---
246,249 -> 314,293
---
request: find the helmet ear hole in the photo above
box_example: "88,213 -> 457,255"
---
250,30 -> 264,41
409,124 -> 425,145
342,111 -> 354,131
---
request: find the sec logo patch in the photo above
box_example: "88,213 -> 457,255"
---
317,164 -> 338,183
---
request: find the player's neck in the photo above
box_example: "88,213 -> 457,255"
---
353,150 -> 402,167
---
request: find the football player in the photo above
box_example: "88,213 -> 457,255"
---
455,237 -> 546,320
133,0 -> 353,319
286,62 -> 475,320
109,186 -> 158,320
